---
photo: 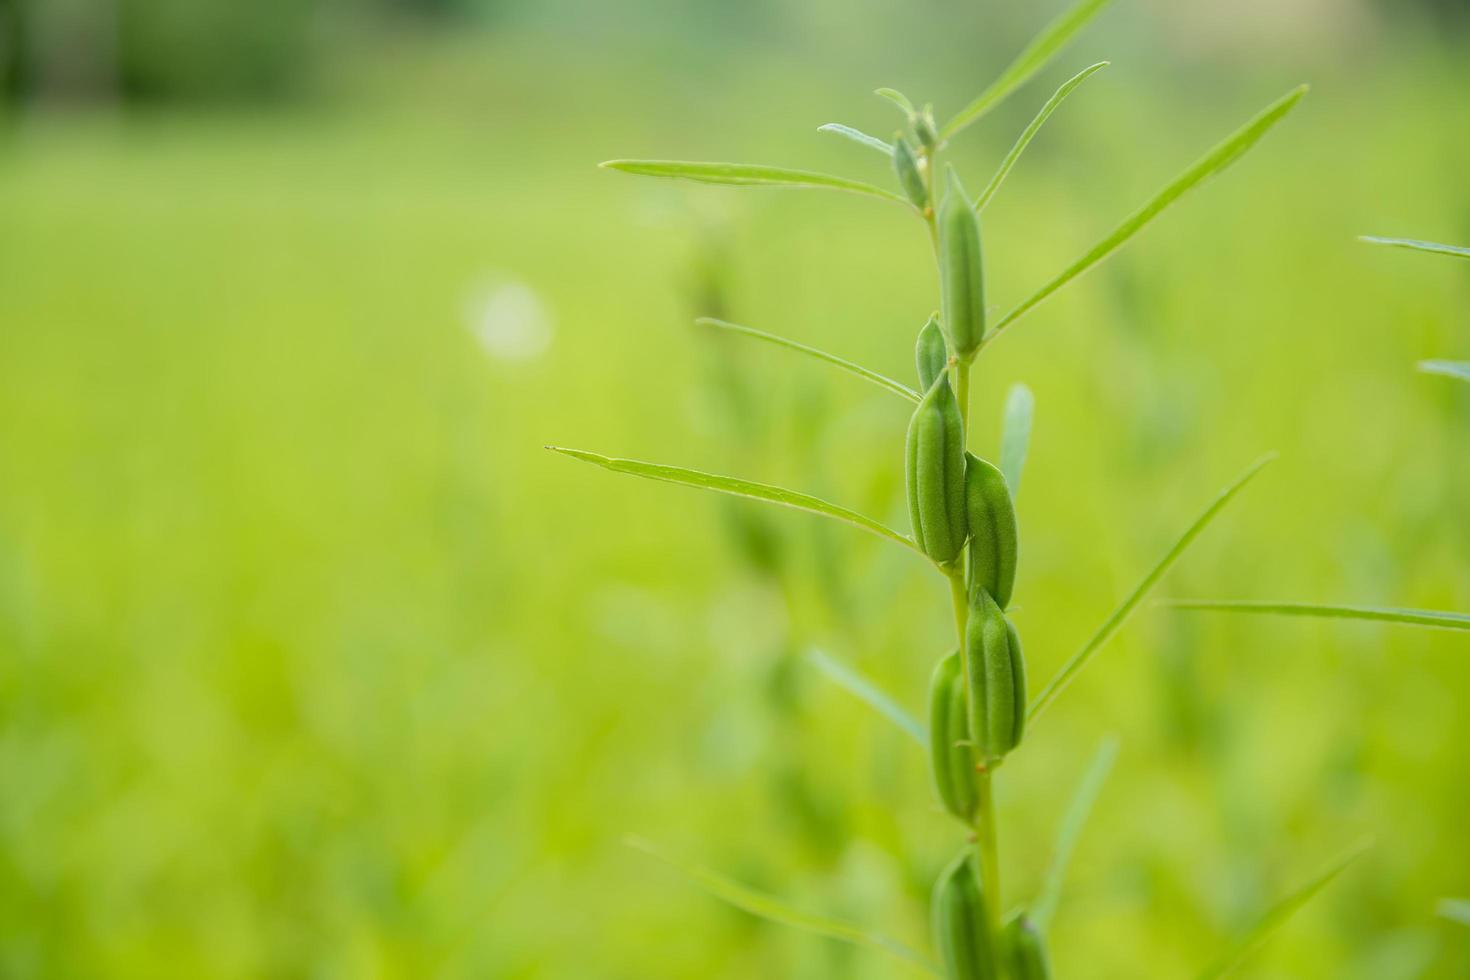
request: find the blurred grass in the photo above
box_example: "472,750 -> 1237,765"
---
1,15 -> 1469,979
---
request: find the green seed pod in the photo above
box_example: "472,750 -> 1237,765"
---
939,166 -> 986,359
932,851 -> 996,980
905,374 -> 968,563
915,313 -> 947,392
1001,913 -> 1050,980
915,105 -> 940,151
964,587 -> 1026,762
928,651 -> 978,822
893,136 -> 929,210
964,453 -> 1018,609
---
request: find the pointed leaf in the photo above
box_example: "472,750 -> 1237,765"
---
1196,842 -> 1370,980
1360,236 -> 1470,261
999,382 -> 1035,496
600,160 -> 911,206
627,837 -> 941,975
992,86 -> 1307,340
1420,360 -> 1470,383
808,648 -> 926,746
942,0 -> 1115,139
976,62 -> 1109,211
876,88 -> 916,116
818,123 -> 894,156
1028,455 -> 1275,722
1163,600 -> 1470,633
1031,736 -> 1119,932
548,447 -> 917,551
1438,899 -> 1470,926
698,317 -> 919,402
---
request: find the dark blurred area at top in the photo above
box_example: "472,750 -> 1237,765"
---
0,0 -> 1467,108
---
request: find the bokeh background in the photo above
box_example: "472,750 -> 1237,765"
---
2,0 -> 1469,976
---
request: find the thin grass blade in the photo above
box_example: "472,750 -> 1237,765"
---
999,382 -> 1035,496
1163,600 -> 1470,632
941,0 -> 1115,139
1196,842 -> 1370,980
1439,899 -> 1470,926
547,447 -> 917,551
1420,360 -> 1470,383
976,62 -> 1109,211
876,88 -> 916,116
1028,454 -> 1275,722
627,837 -> 940,975
600,160 -> 911,206
1360,236 -> 1470,261
808,648 -> 926,746
992,86 -> 1306,339
698,317 -> 919,402
1031,736 -> 1119,932
819,123 -> 894,156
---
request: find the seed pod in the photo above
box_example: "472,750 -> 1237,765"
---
915,105 -> 940,151
964,453 -> 1018,609
929,651 -> 978,822
1002,913 -> 1050,980
964,587 -> 1026,762
932,851 -> 996,980
939,166 -> 986,359
905,373 -> 968,563
893,136 -> 929,210
915,313 -> 947,392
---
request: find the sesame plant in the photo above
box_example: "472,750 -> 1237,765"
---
550,1 -> 1346,975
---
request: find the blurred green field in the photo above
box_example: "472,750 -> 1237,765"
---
2,8 -> 1470,978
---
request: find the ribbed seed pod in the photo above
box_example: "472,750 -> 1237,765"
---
893,136 -> 929,210
964,453 -> 1018,609
1001,913 -> 1050,980
915,313 -> 947,392
928,651 -> 978,822
939,167 -> 986,360
905,374 -> 968,563
964,587 -> 1026,762
932,851 -> 996,980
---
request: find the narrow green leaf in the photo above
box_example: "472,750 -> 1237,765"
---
808,648 -> 926,746
941,0 -> 1115,139
627,837 -> 941,975
1031,736 -> 1119,933
999,382 -> 1035,496
875,88 -> 916,116
1164,600 -> 1470,633
1028,454 -> 1275,722
991,86 -> 1307,340
697,317 -> 919,402
600,160 -> 911,206
976,62 -> 1109,211
1420,360 -> 1470,383
818,123 -> 894,156
1361,236 -> 1470,261
1438,898 -> 1470,926
547,447 -> 918,552
1196,842 -> 1370,980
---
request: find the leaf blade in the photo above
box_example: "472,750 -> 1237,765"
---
627,837 -> 941,975
976,62 -> 1109,211
1420,360 -> 1470,383
1196,842 -> 1370,980
875,88 -> 916,116
599,160 -> 910,206
698,317 -> 920,402
808,648 -> 926,746
547,447 -> 918,552
1030,736 -> 1119,932
941,0 -> 1115,139
818,123 -> 894,156
1163,600 -> 1470,632
1360,236 -> 1470,261
999,382 -> 1035,496
992,85 -> 1307,339
1028,454 -> 1275,722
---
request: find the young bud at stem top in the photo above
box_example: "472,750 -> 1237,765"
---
915,313 -> 947,392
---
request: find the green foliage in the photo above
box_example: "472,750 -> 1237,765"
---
600,160 -> 912,205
